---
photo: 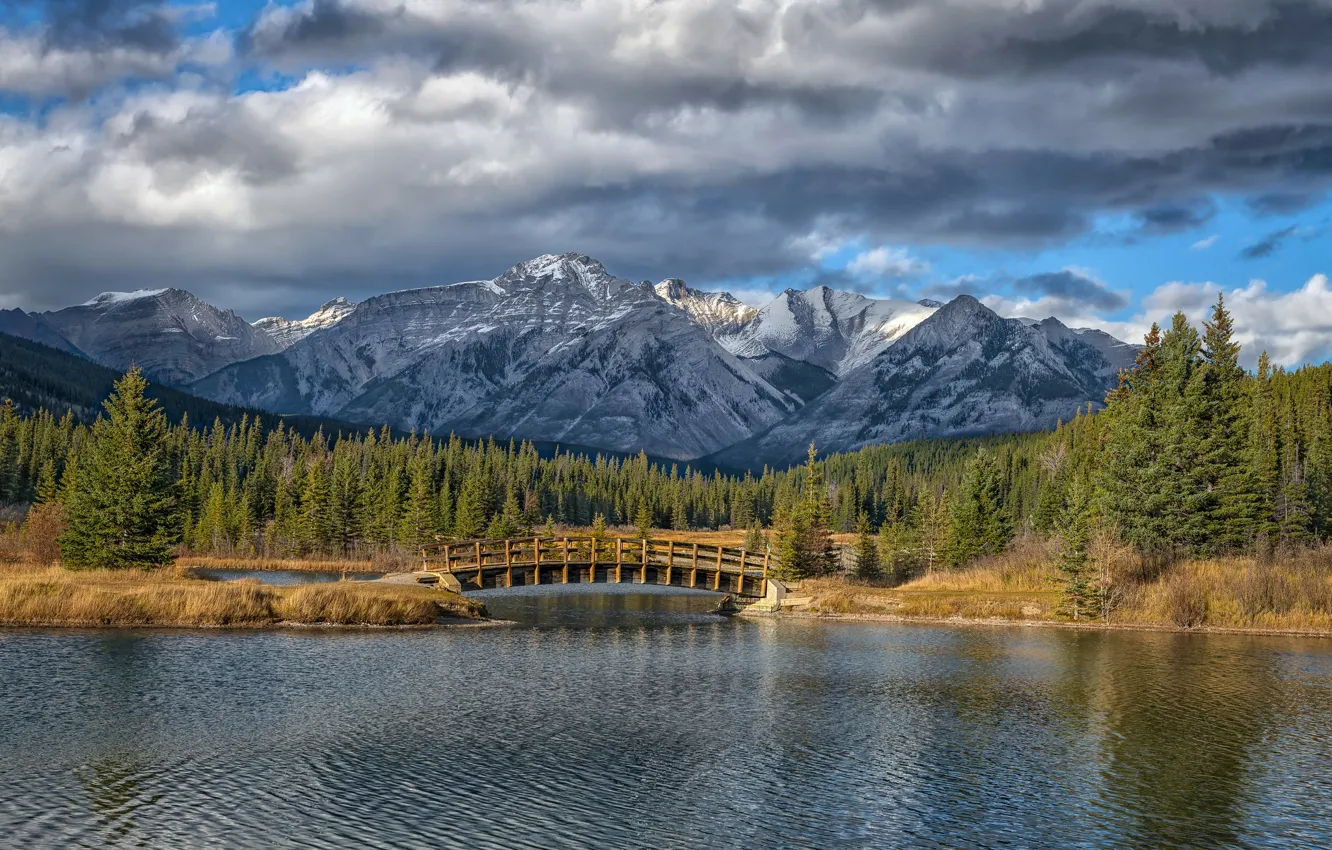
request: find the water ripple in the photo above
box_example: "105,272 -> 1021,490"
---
2,592 -> 1331,848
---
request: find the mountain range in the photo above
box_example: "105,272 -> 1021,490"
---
0,253 -> 1139,466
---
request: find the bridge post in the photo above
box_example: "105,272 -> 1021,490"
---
615,538 -> 623,584
443,544 -> 451,573
505,539 -> 512,589
475,541 -> 483,590
640,539 -> 648,584
561,537 -> 569,584
691,543 -> 699,588
762,551 -> 770,597
713,546 -> 723,591
665,541 -> 674,586
590,538 -> 598,583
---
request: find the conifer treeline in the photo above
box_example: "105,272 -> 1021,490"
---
3,296 -> 1332,571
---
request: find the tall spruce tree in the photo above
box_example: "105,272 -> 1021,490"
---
852,512 -> 882,581
1054,476 -> 1097,620
946,450 -> 1011,568
59,369 -> 179,569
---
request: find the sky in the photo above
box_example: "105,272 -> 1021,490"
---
1,0 -> 1331,366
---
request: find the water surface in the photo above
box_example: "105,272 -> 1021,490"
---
2,586 -> 1330,848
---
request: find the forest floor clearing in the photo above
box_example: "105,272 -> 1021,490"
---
0,562 -> 487,628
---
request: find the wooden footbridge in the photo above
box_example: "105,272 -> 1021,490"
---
419,537 -> 771,599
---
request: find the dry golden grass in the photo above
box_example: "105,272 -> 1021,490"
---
1118,555 -> 1332,631
179,554 -> 390,573
0,562 -> 486,628
796,539 -> 1332,632
801,576 -> 1059,621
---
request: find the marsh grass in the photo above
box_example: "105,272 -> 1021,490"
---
797,540 -> 1332,632
0,562 -> 485,627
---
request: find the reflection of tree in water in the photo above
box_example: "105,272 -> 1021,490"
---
76,756 -> 162,847
1087,633 -> 1275,849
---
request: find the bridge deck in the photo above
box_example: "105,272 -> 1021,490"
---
421,536 -> 771,598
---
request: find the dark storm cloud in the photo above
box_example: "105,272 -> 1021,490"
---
9,0 -> 1332,315
4,0 -> 178,52
1012,270 -> 1129,311
1136,202 -> 1217,234
992,3 -> 1332,77
1241,225 -> 1299,258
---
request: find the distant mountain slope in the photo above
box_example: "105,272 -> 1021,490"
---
0,332 -> 357,437
709,296 -> 1122,469
193,254 -> 795,459
42,288 -> 282,385
718,286 -> 937,376
0,309 -> 82,356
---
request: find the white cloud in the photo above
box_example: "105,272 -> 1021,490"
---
846,246 -> 929,279
988,273 -> 1332,368
1191,234 -> 1219,249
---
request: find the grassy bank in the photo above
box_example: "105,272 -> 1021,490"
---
179,555 -> 390,573
796,540 -> 1332,635
0,563 -> 487,628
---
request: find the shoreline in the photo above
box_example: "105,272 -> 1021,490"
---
749,608 -> 1332,639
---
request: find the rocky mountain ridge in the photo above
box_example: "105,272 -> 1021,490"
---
6,254 -> 1137,464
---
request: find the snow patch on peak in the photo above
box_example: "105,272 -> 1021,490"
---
654,278 -> 757,337
82,288 -> 170,307
254,296 -> 358,348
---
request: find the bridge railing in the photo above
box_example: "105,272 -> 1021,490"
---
419,536 -> 771,577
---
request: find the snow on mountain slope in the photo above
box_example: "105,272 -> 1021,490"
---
253,297 -> 357,348
654,279 -> 758,337
709,295 -> 1123,469
192,254 -> 794,459
43,288 -> 282,385
718,286 -> 937,376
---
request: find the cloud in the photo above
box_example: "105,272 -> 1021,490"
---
1191,234 -> 1219,249
846,246 -> 928,279
1010,268 -> 1130,312
1240,225 -> 1299,258
1140,275 -> 1332,366
5,0 -> 1332,313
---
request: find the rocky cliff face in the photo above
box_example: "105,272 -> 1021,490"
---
654,279 -> 757,337
192,254 -> 794,459
709,296 -> 1124,468
43,289 -> 282,385
253,298 -> 357,348
717,286 -> 937,376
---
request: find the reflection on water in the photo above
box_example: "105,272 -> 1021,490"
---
2,587 -> 1331,849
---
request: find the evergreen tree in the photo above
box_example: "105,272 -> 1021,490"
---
298,456 -> 334,554
743,520 -> 766,554
487,485 -> 529,539
398,450 -> 438,547
591,512 -> 608,540
635,500 -> 653,539
59,369 -> 179,569
946,450 -> 1011,568
1055,477 -> 1097,620
453,469 -> 490,539
853,512 -> 882,581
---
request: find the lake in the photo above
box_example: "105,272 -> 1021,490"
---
2,583 -> 1330,848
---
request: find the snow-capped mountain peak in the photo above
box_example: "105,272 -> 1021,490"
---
498,253 -> 629,303
654,278 -> 758,336
81,288 -> 173,307
254,297 -> 358,348
718,285 -> 937,376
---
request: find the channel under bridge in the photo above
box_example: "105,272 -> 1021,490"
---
419,537 -> 771,599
